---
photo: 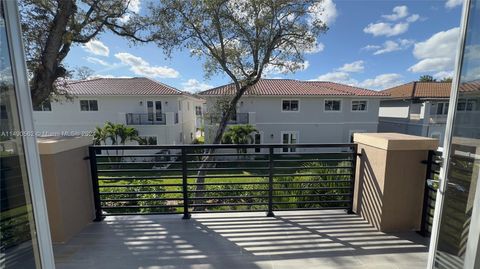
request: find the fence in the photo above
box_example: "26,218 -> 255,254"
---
89,143 -> 358,220
420,150 -> 442,237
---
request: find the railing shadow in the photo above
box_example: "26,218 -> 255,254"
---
54,210 -> 429,269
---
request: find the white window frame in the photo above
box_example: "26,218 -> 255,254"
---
281,99 -> 300,112
351,100 -> 368,112
33,100 -> 52,112
79,99 -> 98,111
253,131 -> 264,153
324,99 -> 342,112
434,102 -> 449,115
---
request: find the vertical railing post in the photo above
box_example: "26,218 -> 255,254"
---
419,150 -> 434,236
348,144 -> 358,214
267,147 -> 275,217
181,147 -> 191,219
89,146 -> 104,221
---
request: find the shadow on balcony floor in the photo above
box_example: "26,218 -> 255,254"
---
53,210 -> 429,269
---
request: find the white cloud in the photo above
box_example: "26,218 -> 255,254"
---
434,71 -> 454,79
372,39 -> 414,55
363,22 -> 409,37
88,74 -> 133,79
264,61 -> 310,75
119,0 -> 141,23
445,0 -> 464,8
337,60 -> 364,73
308,0 -> 338,25
83,40 -> 109,56
305,42 -> 325,54
312,71 -> 358,85
86,57 -> 111,66
364,6 -> 419,37
408,27 -> 459,73
362,45 -> 381,51
182,79 -> 213,93
382,6 -> 409,21
114,52 -> 179,78
358,73 -> 403,89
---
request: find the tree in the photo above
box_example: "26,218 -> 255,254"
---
131,0 -> 328,145
419,75 -> 437,82
221,124 -> 258,154
95,122 -> 139,145
440,77 -> 453,82
20,0 -> 145,107
74,66 -> 95,80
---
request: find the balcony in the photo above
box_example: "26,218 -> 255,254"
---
27,134 -> 439,269
126,113 -> 167,125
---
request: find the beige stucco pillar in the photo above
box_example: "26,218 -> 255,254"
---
38,136 -> 95,243
353,133 -> 438,232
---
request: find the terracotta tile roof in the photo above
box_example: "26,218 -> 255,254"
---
63,77 -> 183,96
199,79 -> 386,97
381,81 -> 452,99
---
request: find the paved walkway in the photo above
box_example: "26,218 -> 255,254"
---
54,210 -> 429,269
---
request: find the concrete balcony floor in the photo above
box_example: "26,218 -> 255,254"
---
53,210 -> 429,269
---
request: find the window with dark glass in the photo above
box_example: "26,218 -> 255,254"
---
325,100 -> 341,111
80,100 -> 98,111
435,102 -> 449,115
282,100 -> 299,111
351,100 -> 367,111
33,100 -> 51,111
195,106 -> 202,115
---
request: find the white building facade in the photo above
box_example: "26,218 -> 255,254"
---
200,79 -> 385,146
33,77 -> 204,145
378,82 -> 452,146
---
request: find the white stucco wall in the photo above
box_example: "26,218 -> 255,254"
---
204,96 -> 381,144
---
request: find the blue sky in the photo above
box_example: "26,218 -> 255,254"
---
65,0 -> 465,92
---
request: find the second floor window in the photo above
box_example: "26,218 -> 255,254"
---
457,99 -> 477,112
33,100 -> 52,111
195,106 -> 202,115
80,100 -> 98,111
351,100 -> 367,111
325,100 -> 341,111
435,102 -> 449,115
282,100 -> 299,111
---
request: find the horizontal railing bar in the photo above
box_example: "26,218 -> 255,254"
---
273,159 -> 353,163
97,169 -> 183,173
97,154 -> 181,157
272,166 -> 353,170
102,205 -> 183,209
91,143 -> 356,150
186,174 -> 268,179
273,186 -> 351,191
187,153 -> 269,157
99,176 -> 183,180
100,190 -> 183,195
189,182 -> 268,185
97,161 -> 182,165
186,160 -> 270,164
187,167 -> 270,172
188,195 -> 269,200
102,197 -> 184,202
273,180 -> 351,184
99,183 -> 183,188
189,202 -> 269,207
273,173 -> 353,177
190,189 -> 269,193
272,193 -> 351,198
273,200 -> 351,204
273,207 -> 349,211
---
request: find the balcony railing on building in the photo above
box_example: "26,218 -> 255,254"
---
126,113 -> 166,125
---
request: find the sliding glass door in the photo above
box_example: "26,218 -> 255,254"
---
0,1 -> 54,268
428,0 -> 480,268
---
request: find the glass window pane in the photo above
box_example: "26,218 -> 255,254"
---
0,4 -> 41,267
80,100 -> 89,111
282,101 -> 290,111
89,100 -> 98,111
291,101 -> 298,111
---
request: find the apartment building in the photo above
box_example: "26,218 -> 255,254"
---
32,77 -> 204,145
199,79 -> 386,147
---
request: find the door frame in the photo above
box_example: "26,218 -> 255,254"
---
426,0 -> 478,268
280,131 -> 299,153
3,1 -> 55,268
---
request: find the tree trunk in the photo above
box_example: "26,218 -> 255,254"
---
193,81 -> 257,211
30,0 -> 75,107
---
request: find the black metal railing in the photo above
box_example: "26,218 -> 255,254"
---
89,143 -> 358,220
420,149 -> 442,237
125,113 -> 166,125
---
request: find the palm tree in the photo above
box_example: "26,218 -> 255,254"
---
93,126 -> 108,145
222,125 -> 258,155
